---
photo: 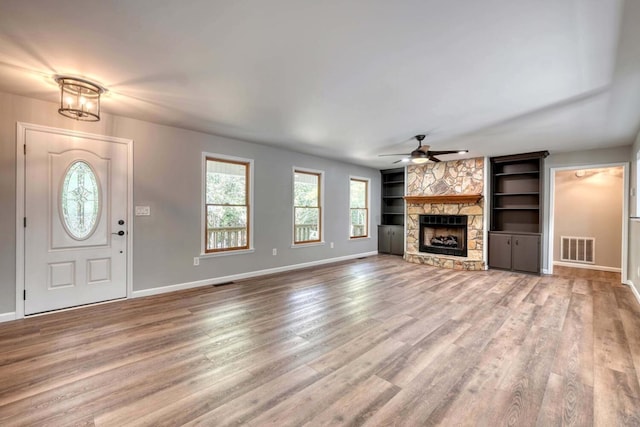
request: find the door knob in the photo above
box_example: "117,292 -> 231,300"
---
112,230 -> 125,236
118,219 -> 125,225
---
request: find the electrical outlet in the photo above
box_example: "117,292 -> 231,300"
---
193,257 -> 199,266
330,242 -> 334,249
272,248 -> 277,256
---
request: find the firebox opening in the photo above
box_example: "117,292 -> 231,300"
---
419,214 -> 468,257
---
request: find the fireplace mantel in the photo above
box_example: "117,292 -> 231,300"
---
404,194 -> 483,204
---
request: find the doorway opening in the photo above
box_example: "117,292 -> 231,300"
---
550,165 -> 626,275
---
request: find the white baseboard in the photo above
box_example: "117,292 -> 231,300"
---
132,251 -> 379,298
625,280 -> 640,306
0,312 -> 16,323
553,261 -> 621,273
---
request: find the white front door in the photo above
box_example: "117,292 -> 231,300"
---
23,126 -> 130,315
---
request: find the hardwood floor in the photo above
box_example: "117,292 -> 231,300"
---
1,255 -> 639,426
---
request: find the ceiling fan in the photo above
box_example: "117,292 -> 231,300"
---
379,135 -> 468,164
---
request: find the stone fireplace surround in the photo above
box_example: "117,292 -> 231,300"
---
404,158 -> 485,271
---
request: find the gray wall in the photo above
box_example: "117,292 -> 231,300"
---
542,145 -> 631,272
0,92 -> 380,314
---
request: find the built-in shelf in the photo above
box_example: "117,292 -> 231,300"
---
494,171 -> 540,177
381,168 -> 405,228
489,151 -> 548,275
494,207 -> 539,211
404,194 -> 483,204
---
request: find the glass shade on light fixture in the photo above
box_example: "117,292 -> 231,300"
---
411,157 -> 429,164
55,76 -> 105,121
410,149 -> 429,164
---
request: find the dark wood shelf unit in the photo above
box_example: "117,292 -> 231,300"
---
380,168 -> 405,254
494,192 -> 539,196
489,151 -> 548,273
494,171 -> 540,177
493,207 -> 539,211
380,168 -> 405,228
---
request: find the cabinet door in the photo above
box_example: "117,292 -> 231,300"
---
378,226 -> 391,253
512,234 -> 540,273
489,233 -> 512,270
390,225 -> 404,256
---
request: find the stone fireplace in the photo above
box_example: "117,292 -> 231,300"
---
419,214 -> 467,257
404,158 -> 485,270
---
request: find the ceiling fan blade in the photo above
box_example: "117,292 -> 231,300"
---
392,159 -> 406,164
379,153 -> 409,157
428,150 -> 467,155
428,155 -> 441,163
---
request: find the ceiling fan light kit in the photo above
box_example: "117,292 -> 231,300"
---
55,76 -> 105,122
379,134 -> 468,164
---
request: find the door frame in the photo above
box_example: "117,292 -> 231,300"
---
547,162 -> 629,282
15,122 -> 134,319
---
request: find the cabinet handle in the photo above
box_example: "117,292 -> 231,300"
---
507,239 -> 510,245
515,239 -> 519,246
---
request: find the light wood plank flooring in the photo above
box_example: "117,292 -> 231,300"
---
1,255 -> 639,426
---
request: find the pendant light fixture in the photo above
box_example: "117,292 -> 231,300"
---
55,76 -> 105,121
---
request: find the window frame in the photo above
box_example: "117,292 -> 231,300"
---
202,153 -> 254,256
292,167 -> 324,246
349,176 -> 370,239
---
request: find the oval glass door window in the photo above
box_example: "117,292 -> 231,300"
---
61,161 -> 101,240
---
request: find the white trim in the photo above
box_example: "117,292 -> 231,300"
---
290,241 -> 326,249
625,280 -> 640,306
547,162 -> 629,283
635,150 -> 640,216
15,122 -> 133,320
349,175 -> 371,240
292,166 -> 325,245
201,152 -> 255,255
132,251 -> 379,298
0,312 -> 16,323
199,248 -> 255,258
553,261 -> 621,273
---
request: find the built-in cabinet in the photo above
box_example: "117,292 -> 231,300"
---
488,151 -> 548,274
379,168 -> 405,255
488,233 -> 540,273
378,225 -> 404,255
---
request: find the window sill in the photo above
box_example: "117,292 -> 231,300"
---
290,241 -> 325,249
199,248 -> 255,258
349,236 -> 371,241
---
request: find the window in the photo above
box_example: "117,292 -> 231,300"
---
293,169 -> 322,244
350,177 -> 369,238
204,156 -> 251,253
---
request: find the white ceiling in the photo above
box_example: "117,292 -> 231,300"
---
1,0 -> 639,169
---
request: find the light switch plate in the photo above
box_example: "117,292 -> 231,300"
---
135,206 -> 151,216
